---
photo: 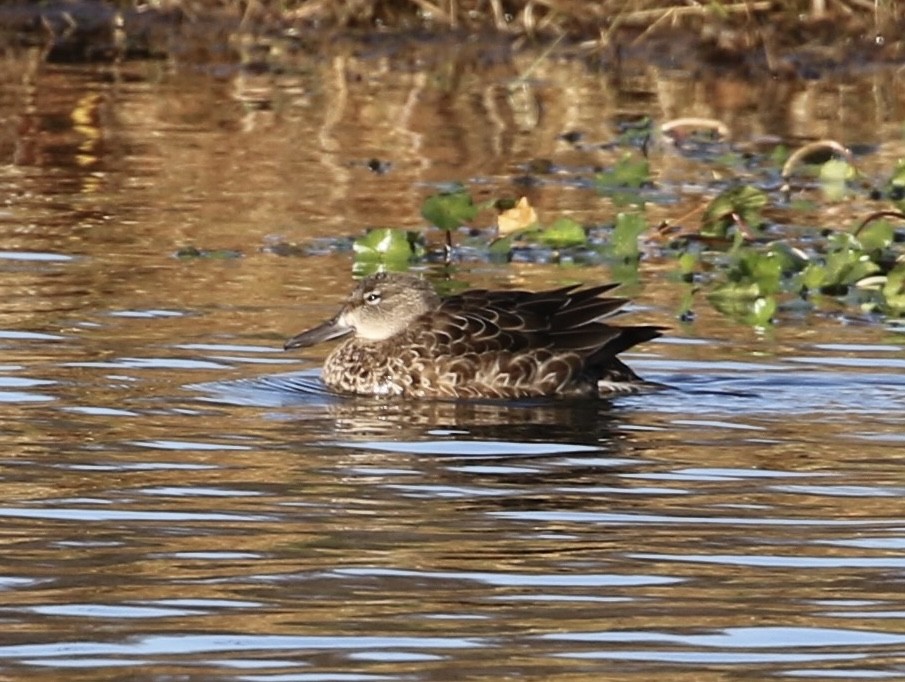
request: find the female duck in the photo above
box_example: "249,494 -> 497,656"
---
284,273 -> 662,399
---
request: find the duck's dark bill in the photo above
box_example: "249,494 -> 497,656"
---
284,319 -> 353,350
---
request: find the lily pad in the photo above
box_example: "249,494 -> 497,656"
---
353,228 -> 423,268
421,189 -> 478,232
539,217 -> 587,248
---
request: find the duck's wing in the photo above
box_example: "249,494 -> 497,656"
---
408,283 -> 663,397
435,283 -> 656,357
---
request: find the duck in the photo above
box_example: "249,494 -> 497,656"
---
284,272 -> 663,399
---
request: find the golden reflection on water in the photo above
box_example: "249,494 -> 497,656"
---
0,42 -> 903,681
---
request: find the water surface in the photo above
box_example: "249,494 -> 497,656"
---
0,41 -> 904,681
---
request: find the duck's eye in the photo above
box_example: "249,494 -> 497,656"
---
364,291 -> 381,305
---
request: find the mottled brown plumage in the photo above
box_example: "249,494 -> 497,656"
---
284,273 -> 663,399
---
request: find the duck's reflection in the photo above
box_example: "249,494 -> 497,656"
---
198,368 -> 637,449
320,395 -> 627,447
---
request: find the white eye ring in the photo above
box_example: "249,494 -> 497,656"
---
364,291 -> 381,305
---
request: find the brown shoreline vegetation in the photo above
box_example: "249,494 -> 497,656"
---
0,0 -> 902,71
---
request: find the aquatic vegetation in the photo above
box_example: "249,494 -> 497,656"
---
699,186 -> 767,239
420,187 -> 478,233
376,151 -> 905,326
352,228 -> 424,276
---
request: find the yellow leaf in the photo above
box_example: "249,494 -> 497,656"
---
497,197 -> 538,237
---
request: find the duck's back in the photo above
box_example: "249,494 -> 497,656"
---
323,283 -> 662,399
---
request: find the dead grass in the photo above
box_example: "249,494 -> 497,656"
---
2,0 -> 903,66
230,0 -> 902,36
219,0 -> 905,64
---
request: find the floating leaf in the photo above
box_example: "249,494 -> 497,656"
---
820,158 -> 855,183
730,249 -> 785,296
891,159 -> 905,186
799,232 -> 880,295
856,219 -> 895,254
498,196 -> 539,237
596,153 -> 650,189
421,190 -> 478,232
800,262 -> 828,292
886,159 -> 905,208
769,144 -> 790,168
819,158 -> 855,201
709,291 -> 776,327
353,228 -> 422,266
595,153 -> 650,206
710,281 -> 762,301
610,212 -> 647,259
750,296 -> 777,327
881,264 -> 905,315
677,250 -> 699,280
539,217 -> 586,248
488,234 -> 515,262
767,242 -> 810,273
701,185 -> 767,238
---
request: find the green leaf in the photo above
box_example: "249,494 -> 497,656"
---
882,264 -> 905,315
718,244 -> 793,299
421,190 -> 478,232
819,158 -> 855,183
800,263 -> 827,292
822,236 -> 880,291
610,212 -> 647,258
539,217 -> 587,248
701,185 -> 767,238
677,250 -> 699,278
750,296 -> 777,327
709,291 -> 776,327
353,228 -> 421,265
800,233 -> 881,295
819,159 -> 855,201
767,242 -> 809,273
488,234 -> 514,262
769,144 -> 790,168
596,153 -> 650,189
734,250 -> 785,295
886,160 -> 905,209
595,153 -> 650,207
710,281 -> 762,300
856,220 -> 895,254
891,159 -> 905,188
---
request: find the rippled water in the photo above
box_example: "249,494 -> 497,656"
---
1,42 -> 904,681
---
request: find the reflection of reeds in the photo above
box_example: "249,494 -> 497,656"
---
0,1 -> 902,63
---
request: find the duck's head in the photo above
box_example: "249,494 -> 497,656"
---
284,272 -> 440,349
